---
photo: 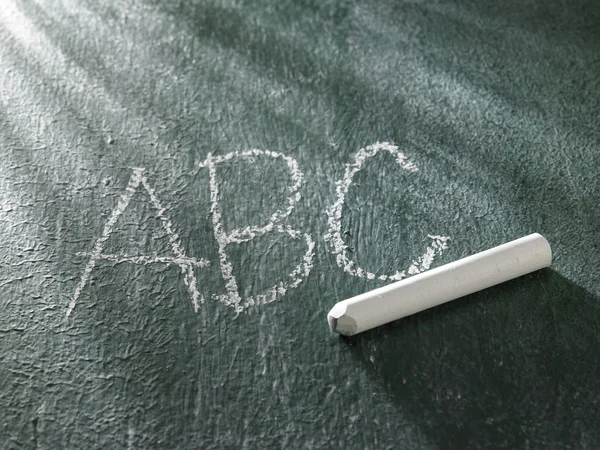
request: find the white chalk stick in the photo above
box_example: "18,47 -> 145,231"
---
327,233 -> 552,336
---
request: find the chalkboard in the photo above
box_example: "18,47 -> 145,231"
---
1,0 -> 599,448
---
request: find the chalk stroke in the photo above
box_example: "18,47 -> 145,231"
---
324,142 -> 449,282
199,150 -> 314,311
74,253 -> 210,268
139,173 -> 205,311
205,155 -> 241,307
68,168 -> 207,317
198,149 -> 304,243
406,235 -> 449,277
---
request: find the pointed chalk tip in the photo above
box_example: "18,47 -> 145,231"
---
327,303 -> 346,331
327,314 -> 337,332
327,303 -> 358,336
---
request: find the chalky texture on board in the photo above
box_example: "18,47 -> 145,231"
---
1,0 -> 599,448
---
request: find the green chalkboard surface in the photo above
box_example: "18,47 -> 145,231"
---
1,0 -> 599,448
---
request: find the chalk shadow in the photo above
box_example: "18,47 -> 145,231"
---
341,269 -> 600,449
